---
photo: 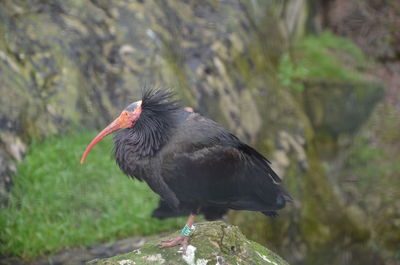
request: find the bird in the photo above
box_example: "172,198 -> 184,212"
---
80,89 -> 292,251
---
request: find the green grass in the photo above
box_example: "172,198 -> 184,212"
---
278,31 -> 368,92
299,32 -> 366,80
0,131 -> 185,258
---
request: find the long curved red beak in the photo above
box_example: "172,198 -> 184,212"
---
80,103 -> 142,164
80,117 -> 123,164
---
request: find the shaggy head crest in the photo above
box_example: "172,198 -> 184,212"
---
141,89 -> 180,113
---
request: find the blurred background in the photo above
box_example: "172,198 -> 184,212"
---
0,0 -> 399,264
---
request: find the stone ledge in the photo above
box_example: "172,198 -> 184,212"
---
88,221 -> 289,265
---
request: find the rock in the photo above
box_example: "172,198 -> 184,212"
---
87,221 -> 289,265
304,80 -> 383,137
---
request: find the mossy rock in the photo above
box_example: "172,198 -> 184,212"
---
303,79 -> 384,137
88,221 -> 289,265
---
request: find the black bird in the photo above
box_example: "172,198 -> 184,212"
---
81,89 -> 292,250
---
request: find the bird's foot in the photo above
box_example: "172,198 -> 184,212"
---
158,235 -> 190,252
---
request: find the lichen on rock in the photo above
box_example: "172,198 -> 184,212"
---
87,221 -> 289,265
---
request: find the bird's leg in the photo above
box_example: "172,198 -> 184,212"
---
158,213 -> 196,251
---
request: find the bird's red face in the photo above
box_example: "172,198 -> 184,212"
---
80,100 -> 142,164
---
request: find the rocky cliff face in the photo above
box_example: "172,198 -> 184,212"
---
1,0 -> 397,264
0,0 -> 309,208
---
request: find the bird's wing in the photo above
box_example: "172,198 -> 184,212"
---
160,143 -> 243,203
170,113 -> 283,183
159,113 -> 290,209
236,143 -> 292,208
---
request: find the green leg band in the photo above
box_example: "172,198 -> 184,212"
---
181,225 -> 194,237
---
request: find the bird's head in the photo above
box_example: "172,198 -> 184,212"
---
80,100 -> 142,164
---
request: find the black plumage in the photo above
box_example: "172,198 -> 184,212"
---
81,89 -> 292,250
113,90 -> 292,218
